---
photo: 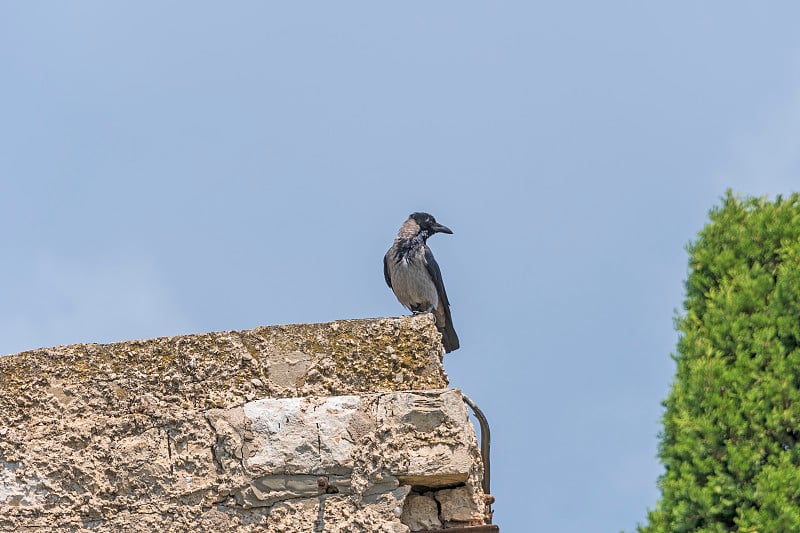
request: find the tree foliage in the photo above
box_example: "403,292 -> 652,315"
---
641,191 -> 800,532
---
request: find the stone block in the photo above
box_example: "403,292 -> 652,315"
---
0,314 -> 448,415
436,485 -> 484,523
208,389 -> 481,506
401,493 -> 441,530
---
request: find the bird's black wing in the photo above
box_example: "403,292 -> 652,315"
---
423,247 -> 449,307
383,253 -> 393,289
424,246 -> 459,352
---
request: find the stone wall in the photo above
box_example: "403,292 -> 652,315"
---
0,315 -> 493,532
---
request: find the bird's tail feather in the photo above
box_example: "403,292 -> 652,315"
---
433,302 -> 459,353
440,322 -> 460,353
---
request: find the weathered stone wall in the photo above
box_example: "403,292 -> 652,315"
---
0,315 -> 490,532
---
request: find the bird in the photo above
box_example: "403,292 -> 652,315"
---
384,212 -> 460,353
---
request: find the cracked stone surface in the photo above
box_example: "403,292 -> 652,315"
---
401,493 -> 442,531
0,315 -> 488,531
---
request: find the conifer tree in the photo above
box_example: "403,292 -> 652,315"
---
641,192 -> 800,532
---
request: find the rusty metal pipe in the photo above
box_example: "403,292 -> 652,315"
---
462,393 -> 491,496
418,526 -> 499,533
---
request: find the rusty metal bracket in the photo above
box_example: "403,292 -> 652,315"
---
462,393 -> 495,526
462,393 -> 491,496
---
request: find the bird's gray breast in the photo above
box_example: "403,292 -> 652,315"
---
385,248 -> 439,312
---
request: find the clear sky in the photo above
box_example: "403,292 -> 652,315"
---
2,3 -> 800,531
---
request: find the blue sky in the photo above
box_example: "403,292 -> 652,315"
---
2,3 -> 800,531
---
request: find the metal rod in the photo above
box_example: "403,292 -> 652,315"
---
419,526 -> 499,533
462,393 -> 491,496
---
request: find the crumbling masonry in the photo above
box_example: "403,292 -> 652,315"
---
0,314 -> 496,532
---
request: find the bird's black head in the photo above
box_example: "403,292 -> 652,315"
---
409,212 -> 453,236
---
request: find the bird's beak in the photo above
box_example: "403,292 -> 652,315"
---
431,223 -> 453,235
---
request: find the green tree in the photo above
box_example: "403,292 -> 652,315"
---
641,191 -> 800,532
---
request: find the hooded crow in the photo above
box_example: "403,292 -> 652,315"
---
384,212 -> 459,353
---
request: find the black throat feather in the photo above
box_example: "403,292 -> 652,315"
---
393,232 -> 429,263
